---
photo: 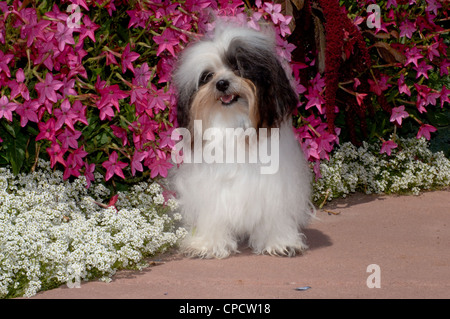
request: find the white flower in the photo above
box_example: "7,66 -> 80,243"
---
0,163 -> 185,299
313,138 -> 450,205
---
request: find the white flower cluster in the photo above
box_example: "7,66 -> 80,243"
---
313,137 -> 450,204
0,160 -> 186,298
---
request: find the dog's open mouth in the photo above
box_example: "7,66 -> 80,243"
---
219,94 -> 239,106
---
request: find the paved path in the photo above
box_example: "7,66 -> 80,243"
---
32,189 -> 450,299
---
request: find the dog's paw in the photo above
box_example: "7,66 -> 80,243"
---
181,237 -> 238,259
253,240 -> 308,257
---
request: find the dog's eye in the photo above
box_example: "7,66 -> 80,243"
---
199,71 -> 214,86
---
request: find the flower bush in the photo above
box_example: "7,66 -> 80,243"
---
0,159 -> 186,298
290,0 -> 449,175
0,0 -> 448,183
0,0 -> 314,185
313,137 -> 450,205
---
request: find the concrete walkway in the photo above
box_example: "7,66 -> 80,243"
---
32,189 -> 450,299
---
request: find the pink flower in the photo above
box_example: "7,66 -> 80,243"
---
0,51 -> 14,78
425,0 -> 441,15
398,74 -> 411,96
79,15 -> 99,43
416,124 -> 437,140
84,161 -> 95,188
310,73 -> 326,92
158,127 -> 177,150
404,47 -> 423,67
439,85 -> 450,108
301,139 -> 320,161
121,43 -> 140,74
368,74 -> 390,96
35,73 -> 63,104
247,11 -> 263,30
156,57 -> 174,83
20,14 -> 51,47
98,103 -> 115,121
316,132 -> 338,160
386,0 -> 398,9
102,151 -> 128,181
57,128 -> 81,149
15,100 -> 40,127
63,160 -> 81,180
133,62 -> 152,87
439,59 -> 450,76
102,51 -> 119,66
380,140 -> 398,156
60,78 -> 77,98
149,87 -> 170,113
97,83 -> 129,111
111,125 -> 129,146
305,88 -> 325,114
426,42 -> 440,61
353,78 -> 361,90
36,118 -> 56,142
71,100 -> 88,125
390,105 -> 409,125
153,28 -> 179,57
47,143 -> 66,168
55,22 -> 75,51
218,0 -> 244,13
147,153 -> 172,178
276,38 -> 296,61
355,93 -> 367,107
413,60 -> 433,79
399,20 -> 416,39
0,96 -> 17,121
127,9 -> 151,29
54,99 -> 78,130
131,150 -> 147,176
264,3 -> 285,25
67,147 -> 88,168
278,16 -> 293,37
8,69 -> 30,100
63,146 -> 88,180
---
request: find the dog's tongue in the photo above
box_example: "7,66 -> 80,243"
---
220,95 -> 235,104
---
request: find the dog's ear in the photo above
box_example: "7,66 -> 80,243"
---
175,88 -> 192,128
257,55 -> 298,128
225,37 -> 298,128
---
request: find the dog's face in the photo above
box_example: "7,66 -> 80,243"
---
173,25 -> 298,131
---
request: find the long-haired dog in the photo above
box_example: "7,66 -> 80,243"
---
171,23 -> 313,259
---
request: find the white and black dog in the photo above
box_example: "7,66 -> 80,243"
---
170,23 -> 313,258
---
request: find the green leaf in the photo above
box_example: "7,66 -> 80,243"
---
1,121 -> 16,138
3,133 -> 28,175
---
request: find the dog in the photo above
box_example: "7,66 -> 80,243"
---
170,23 -> 313,259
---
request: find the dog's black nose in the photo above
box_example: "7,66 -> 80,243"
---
216,79 -> 230,92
